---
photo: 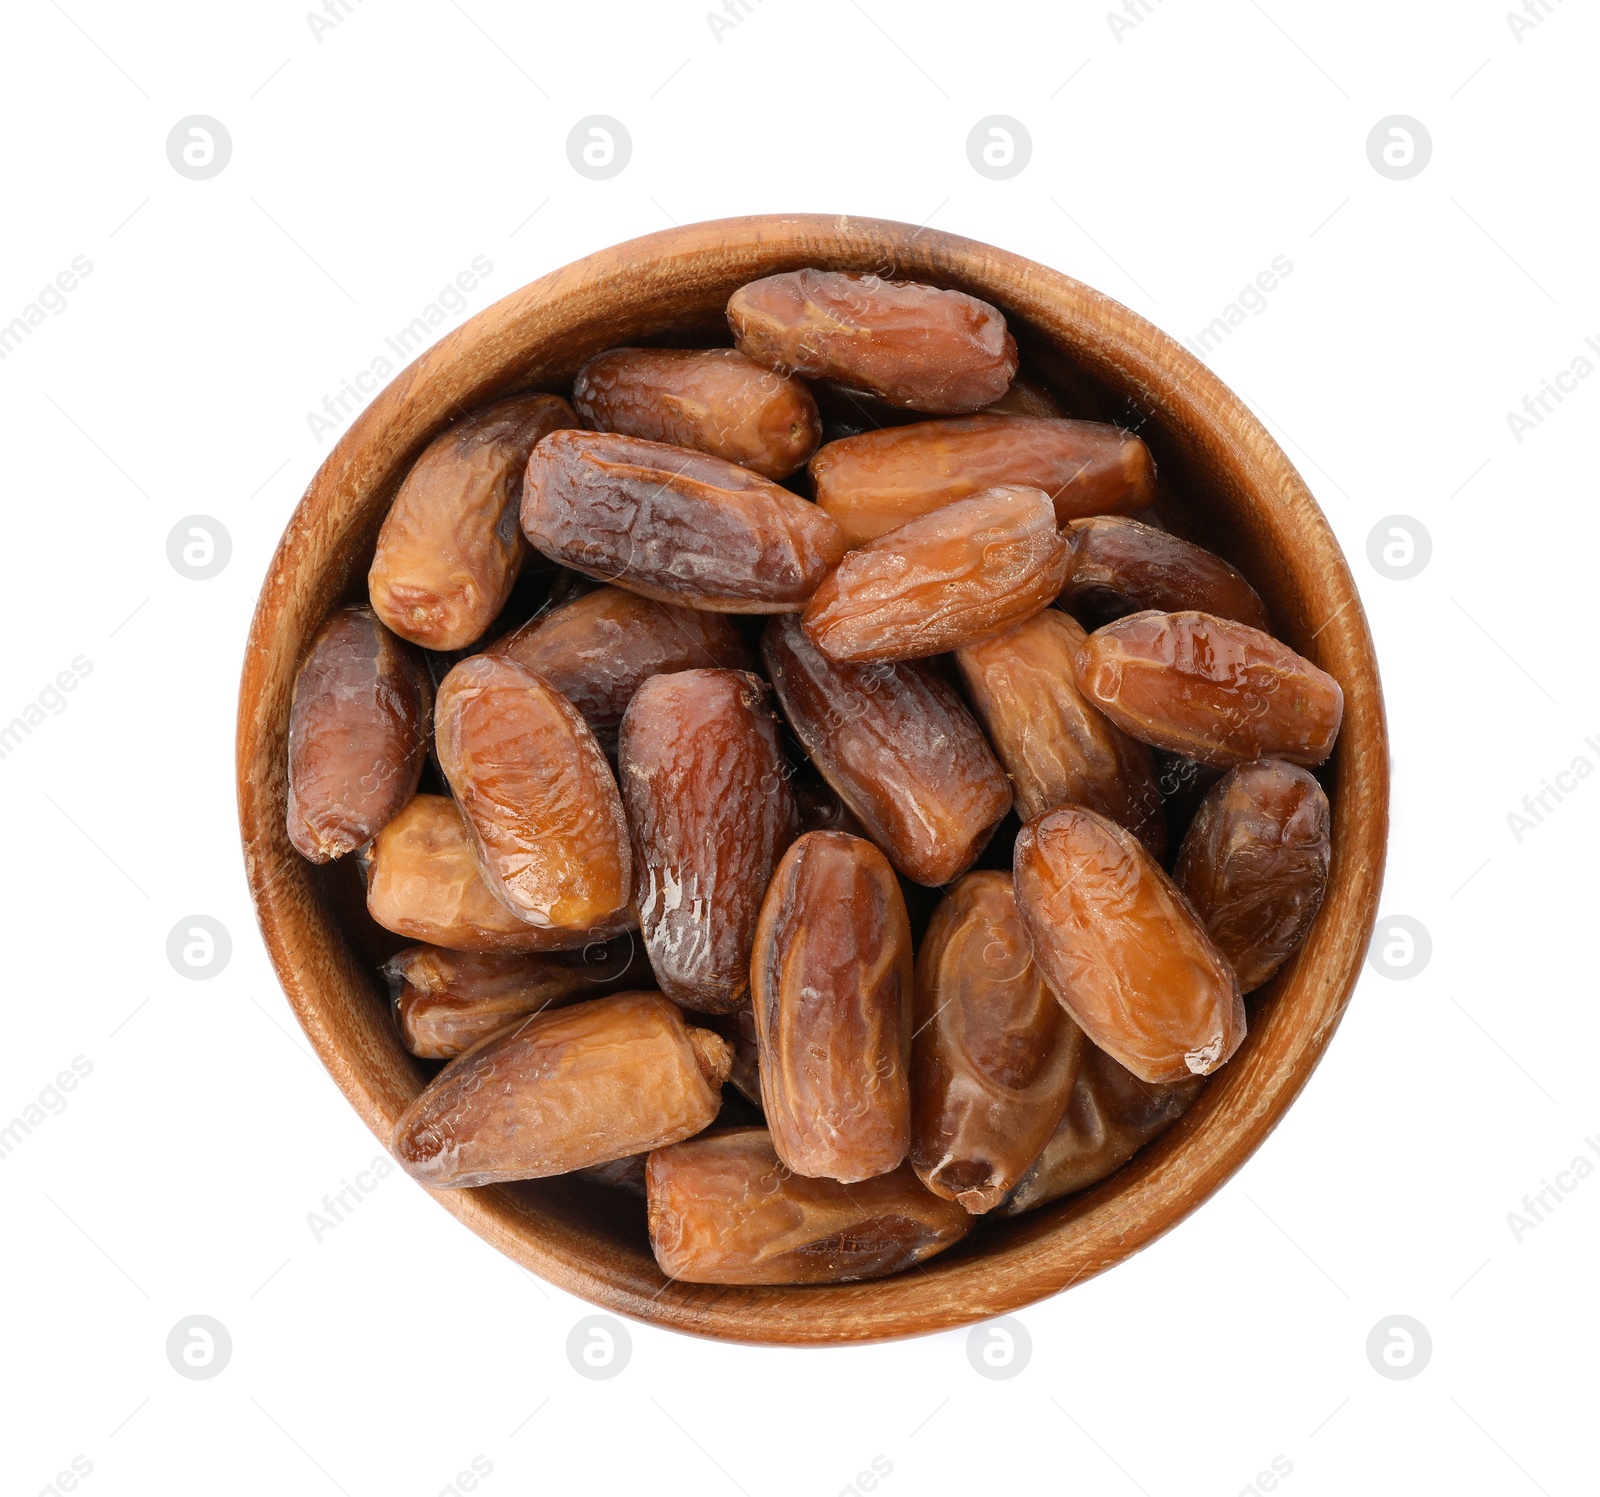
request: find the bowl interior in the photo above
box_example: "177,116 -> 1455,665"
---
237,215 -> 1386,1344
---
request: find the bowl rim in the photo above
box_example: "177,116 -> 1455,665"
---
236,212 -> 1388,1345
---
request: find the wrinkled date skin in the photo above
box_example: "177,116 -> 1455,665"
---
1074,610 -> 1345,768
751,832 -> 913,1182
1062,517 -> 1272,632
384,941 -> 646,1058
997,1045 -> 1205,1216
520,429 -> 845,612
286,606 -> 432,863
910,872 -> 1085,1213
801,486 -> 1072,663
365,795 -> 638,953
619,670 -> 798,1013
1174,759 -> 1331,991
392,991 -> 731,1187
762,614 -> 1011,886
573,346 -> 822,479
1014,806 -> 1245,1084
488,584 -> 754,753
646,1127 -> 972,1284
809,416 -> 1156,548
956,608 -> 1166,857
727,270 -> 1018,415
435,655 -> 632,931
369,393 -> 576,651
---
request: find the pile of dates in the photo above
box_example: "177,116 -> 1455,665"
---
287,267 -> 1342,1286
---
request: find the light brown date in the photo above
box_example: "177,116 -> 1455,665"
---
762,614 -> 1011,886
996,1045 -> 1205,1216
520,429 -> 845,612
384,941 -> 645,1058
809,416 -> 1155,547
801,486 -> 1072,663
1174,758 -> 1331,991
727,270 -> 1018,414
910,872 -> 1084,1213
365,795 -> 637,953
751,831 -> 912,1181
435,654 -> 632,931
572,346 -> 821,479
1014,805 -> 1245,1084
1073,610 -> 1345,767
619,669 -> 797,1012
369,392 -> 576,651
1062,516 -> 1272,632
955,608 -> 1165,857
286,605 -> 432,863
488,585 -> 754,753
391,991 -> 731,1187
646,1127 -> 971,1284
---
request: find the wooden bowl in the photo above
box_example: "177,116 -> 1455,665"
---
236,214 -> 1387,1345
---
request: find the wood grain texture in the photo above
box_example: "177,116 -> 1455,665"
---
236,214 -> 1388,1345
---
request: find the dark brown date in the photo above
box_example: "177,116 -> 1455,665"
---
286,605 -> 432,863
619,670 -> 797,1012
751,831 -> 912,1181
646,1127 -> 972,1284
801,486 -> 1072,662
955,608 -> 1165,856
727,269 -> 1018,414
1074,610 -> 1345,767
809,416 -> 1155,547
520,429 -> 844,612
488,584 -> 754,753
762,614 -> 1011,886
910,872 -> 1084,1212
1174,758 -> 1331,991
435,654 -> 632,931
365,795 -> 637,954
996,1045 -> 1205,1216
572,346 -> 821,479
392,991 -> 731,1187
1062,516 -> 1272,631
369,393 -> 576,650
1014,805 -> 1244,1084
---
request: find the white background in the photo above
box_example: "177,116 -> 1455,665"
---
2,1 -> 1595,1493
